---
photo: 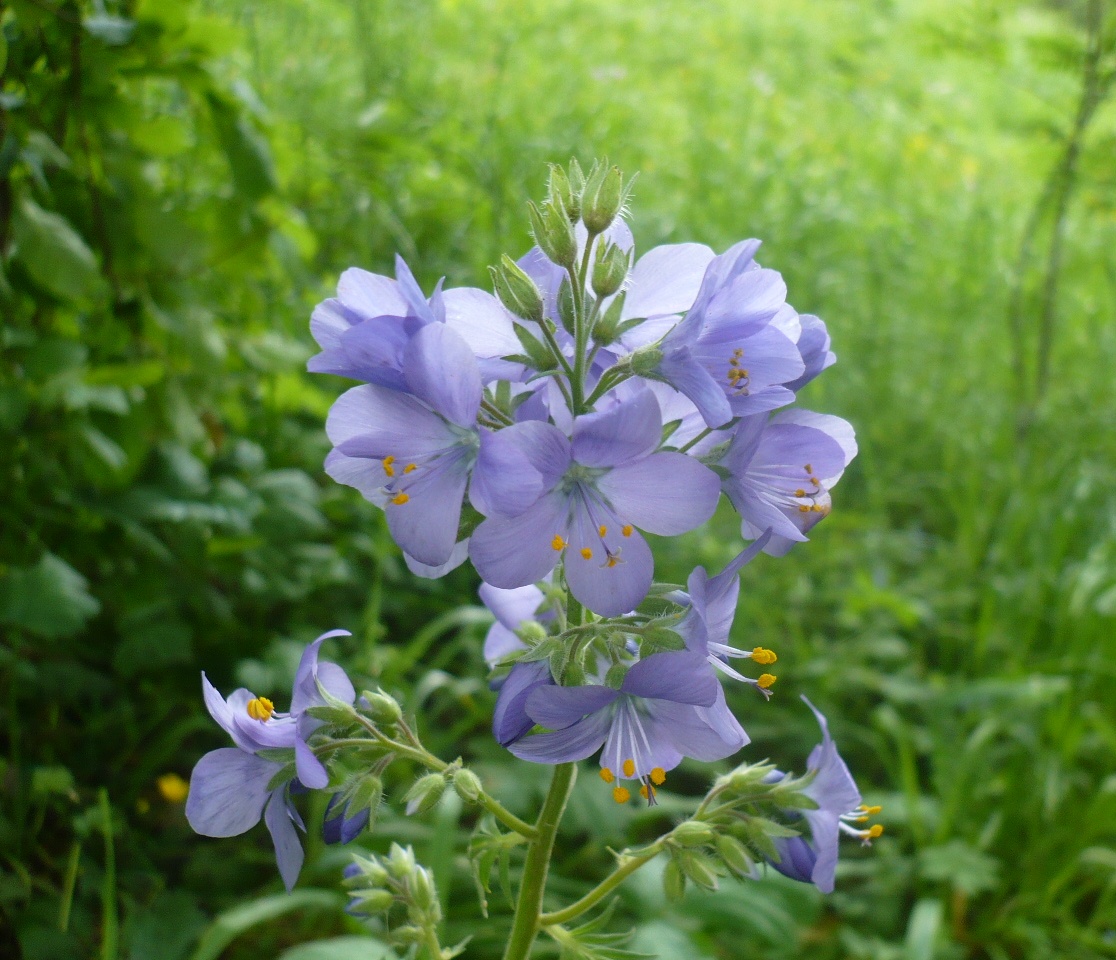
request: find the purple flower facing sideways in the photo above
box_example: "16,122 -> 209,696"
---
763,697 -> 882,894
324,323 -> 542,568
507,650 -> 746,804
186,630 -> 354,890
719,409 -> 857,557
674,532 -> 780,697
470,390 -> 721,616
479,580 -> 553,665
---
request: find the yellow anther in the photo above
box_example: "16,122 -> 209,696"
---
794,488 -> 806,498
599,767 -> 615,784
650,767 -> 666,786
804,463 -> 812,473
391,492 -> 409,505
622,759 -> 635,777
246,696 -> 275,721
621,525 -> 633,537
156,773 -> 189,804
606,555 -> 620,568
580,547 -> 593,560
551,534 -> 567,551
639,784 -> 649,799
860,804 -> 883,815
757,673 -> 777,689
811,504 -> 827,513
857,816 -> 869,823
403,463 -> 417,474
798,505 -> 810,513
866,824 -> 884,839
751,647 -> 777,665
733,348 -> 744,358
612,786 -> 631,804
811,477 -> 820,486
598,525 -> 607,537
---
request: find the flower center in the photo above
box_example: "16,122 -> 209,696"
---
246,697 -> 275,721
725,347 -> 750,395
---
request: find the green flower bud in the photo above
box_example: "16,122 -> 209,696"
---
513,324 -> 556,371
582,162 -> 625,234
548,164 -> 579,222
404,774 -> 446,816
517,619 -> 550,645
677,850 -> 720,891
527,200 -> 577,268
592,292 -> 626,346
715,834 -> 754,878
629,344 -> 664,377
490,254 -> 544,323
361,689 -> 403,725
557,275 -> 576,336
672,821 -> 715,848
604,663 -> 627,690
387,842 -> 418,879
453,768 -> 483,805
392,926 -> 426,945
408,866 -> 438,913
662,859 -> 686,902
591,240 -> 630,299
352,889 -> 395,913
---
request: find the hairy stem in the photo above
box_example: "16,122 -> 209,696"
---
539,842 -> 665,928
501,763 -> 578,960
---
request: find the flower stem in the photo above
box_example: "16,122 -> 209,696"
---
501,762 -> 578,960
539,841 -> 665,928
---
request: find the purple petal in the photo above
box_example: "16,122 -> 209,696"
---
524,684 -> 619,729
442,287 -> 521,362
323,795 -> 370,845
470,492 -> 568,589
769,835 -> 819,886
309,297 -> 362,352
572,390 -> 661,467
337,266 -> 408,319
201,673 -> 236,740
265,788 -> 304,891
394,255 -> 435,322
470,428 -> 545,519
403,324 -> 481,428
620,651 -> 718,706
623,243 -> 715,320
326,384 -> 454,458
648,699 -> 746,762
328,317 -> 413,391
186,749 -> 276,837
323,449 -> 389,505
655,350 -> 734,428
480,582 -> 545,632
493,660 -> 554,746
484,622 -> 525,663
507,709 -> 613,764
598,453 -> 720,537
292,630 -> 353,714
385,452 -> 469,566
404,539 -> 470,578
564,521 -> 653,617
295,738 -> 329,789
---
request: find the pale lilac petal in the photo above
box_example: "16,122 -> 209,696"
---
471,428 -> 545,519
623,243 -> 715,319
385,452 -> 469,566
600,699 -> 683,776
394,255 -> 434,322
649,699 -> 746,762
695,685 -> 750,751
309,298 -> 362,352
572,390 -> 661,467
470,492 -> 568,589
786,314 -> 835,392
493,660 -> 553,745
330,317 -> 414,391
186,749 -> 275,837
480,582 -> 546,632
770,410 -> 856,484
620,651 -> 717,706
323,449 -> 389,506
507,710 -> 613,764
291,630 -> 353,714
201,673 -> 236,739
295,738 -> 328,789
517,247 -> 564,320
496,420 -> 570,486
770,836 -> 818,886
484,622 -> 525,663
404,539 -> 470,578
265,788 -> 304,891
564,521 -> 653,617
443,287 -> 521,361
337,267 -> 408,318
524,684 -> 619,729
656,350 -> 734,428
326,384 -> 453,457
599,453 -> 720,536
403,324 -> 481,428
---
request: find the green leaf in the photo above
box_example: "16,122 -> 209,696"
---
11,197 -> 106,302
188,891 -> 345,960
903,899 -> 944,960
277,938 -> 399,960
207,95 -> 277,201
0,554 -> 100,639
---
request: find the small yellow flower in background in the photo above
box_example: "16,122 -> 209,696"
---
157,773 -> 189,804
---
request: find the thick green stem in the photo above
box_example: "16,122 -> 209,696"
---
501,763 -> 578,960
539,843 -> 664,928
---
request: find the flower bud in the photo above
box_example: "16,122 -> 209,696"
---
527,200 -> 577,268
361,689 -> 403,725
453,768 -> 483,805
592,291 -> 626,346
557,275 -> 576,336
677,850 -> 720,891
604,663 -> 627,689
662,859 -> 686,902
591,240 -> 629,299
672,821 -> 715,848
715,834 -> 754,878
404,774 -> 446,816
581,162 -> 625,234
387,842 -> 418,878
392,926 -> 426,945
352,889 -> 395,913
409,866 -> 438,913
490,254 -> 544,324
629,344 -> 664,377
548,164 -> 580,222
513,324 -> 556,371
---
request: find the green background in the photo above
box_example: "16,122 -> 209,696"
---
1,0 -> 1114,958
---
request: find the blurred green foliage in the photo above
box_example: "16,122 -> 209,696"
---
1,0 -> 1114,958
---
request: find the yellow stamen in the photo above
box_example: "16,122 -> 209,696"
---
751,647 -> 777,665
599,767 -> 615,784
621,525 -> 632,537
804,463 -> 812,473
650,767 -> 666,786
639,784 -> 649,799
811,477 -> 820,486
867,824 -> 884,839
857,816 -> 869,823
383,455 -> 396,477
798,505 -> 810,513
403,463 -> 417,474
606,555 -> 620,568
757,673 -> 777,689
612,786 -> 630,804
794,489 -> 806,498
580,547 -> 593,560
246,696 -> 275,721
622,758 -> 635,778
391,492 -> 409,505
860,804 -> 883,815
156,773 -> 189,804
598,525 -> 607,537
551,534 -> 567,551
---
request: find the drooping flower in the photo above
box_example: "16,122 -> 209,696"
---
469,389 -> 721,616
186,630 -> 354,890
507,650 -> 746,803
673,531 -> 780,697
323,793 -> 371,845
324,323 -> 542,567
719,409 -> 856,556
479,580 -> 553,664
763,697 -> 881,894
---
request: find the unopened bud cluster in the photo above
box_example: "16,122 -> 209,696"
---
344,843 -> 441,940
